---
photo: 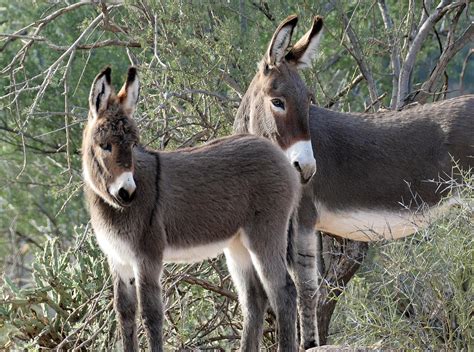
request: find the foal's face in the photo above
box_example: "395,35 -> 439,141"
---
83,67 -> 140,208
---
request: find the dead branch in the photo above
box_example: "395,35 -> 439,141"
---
377,0 -> 401,109
334,0 -> 380,111
364,92 -> 387,112
0,1 -> 91,53
47,39 -> 141,51
397,0 -> 464,109
250,1 -> 275,22
324,74 -> 364,109
459,48 -> 474,94
24,7 -> 115,120
178,274 -> 237,301
415,22 -> 473,103
0,2 -> 92,71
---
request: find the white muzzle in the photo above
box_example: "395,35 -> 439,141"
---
285,140 -> 317,183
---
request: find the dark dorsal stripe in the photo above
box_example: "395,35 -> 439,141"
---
148,151 -> 161,227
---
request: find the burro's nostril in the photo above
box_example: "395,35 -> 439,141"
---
118,188 -> 131,203
293,161 -> 302,173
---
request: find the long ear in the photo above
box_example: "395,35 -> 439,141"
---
286,16 -> 323,69
89,67 -> 112,120
266,15 -> 298,66
117,66 -> 139,116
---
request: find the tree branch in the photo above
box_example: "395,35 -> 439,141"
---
397,0 -> 464,108
44,39 -> 141,51
324,74 -> 364,109
415,16 -> 472,103
459,48 -> 473,94
250,1 -> 275,22
378,0 -> 401,110
335,0 -> 380,111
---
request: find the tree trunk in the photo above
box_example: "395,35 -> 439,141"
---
315,232 -> 369,345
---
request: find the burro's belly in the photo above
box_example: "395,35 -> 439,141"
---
315,198 -> 459,241
94,224 -> 240,281
163,237 -> 234,263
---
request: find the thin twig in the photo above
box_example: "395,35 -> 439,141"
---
324,74 -> 364,109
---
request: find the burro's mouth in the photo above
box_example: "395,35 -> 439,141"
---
115,197 -> 134,208
300,173 -> 313,184
110,189 -> 136,208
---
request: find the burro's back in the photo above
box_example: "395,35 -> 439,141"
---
158,134 -> 300,247
82,67 -> 300,351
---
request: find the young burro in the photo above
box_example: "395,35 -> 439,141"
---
82,67 -> 301,352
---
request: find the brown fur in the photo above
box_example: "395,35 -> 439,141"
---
83,67 -> 301,351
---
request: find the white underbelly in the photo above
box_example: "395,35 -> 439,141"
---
315,198 -> 459,241
163,238 -> 233,263
95,225 -> 235,265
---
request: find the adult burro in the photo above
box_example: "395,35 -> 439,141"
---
234,15 -> 474,349
82,67 -> 301,352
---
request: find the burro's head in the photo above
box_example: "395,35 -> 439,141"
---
236,15 -> 323,183
83,67 -> 140,208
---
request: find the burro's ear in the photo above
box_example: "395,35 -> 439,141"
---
266,15 -> 298,67
286,16 -> 323,69
89,67 -> 112,120
117,66 -> 140,116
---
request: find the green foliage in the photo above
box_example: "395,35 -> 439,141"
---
332,173 -> 474,350
0,0 -> 472,350
0,226 -> 114,350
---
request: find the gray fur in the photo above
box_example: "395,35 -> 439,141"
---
308,99 -> 473,211
83,67 -> 300,351
233,15 -> 474,349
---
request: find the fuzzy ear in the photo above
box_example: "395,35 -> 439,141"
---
89,67 -> 112,120
117,66 -> 139,116
286,16 -> 323,69
266,15 -> 298,66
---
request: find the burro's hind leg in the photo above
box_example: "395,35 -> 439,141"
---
243,221 -> 298,352
224,236 -> 268,352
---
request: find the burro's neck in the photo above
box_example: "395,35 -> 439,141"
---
233,89 -> 252,134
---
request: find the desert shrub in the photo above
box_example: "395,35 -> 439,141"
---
331,172 -> 473,350
1,1 -> 472,350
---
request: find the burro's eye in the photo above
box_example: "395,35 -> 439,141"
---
271,98 -> 285,110
100,143 -> 112,152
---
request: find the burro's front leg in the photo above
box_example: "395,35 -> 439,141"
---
111,261 -> 138,352
136,260 -> 164,352
291,190 -> 319,349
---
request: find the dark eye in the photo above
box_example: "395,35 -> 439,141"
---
271,98 -> 285,110
100,143 -> 112,152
